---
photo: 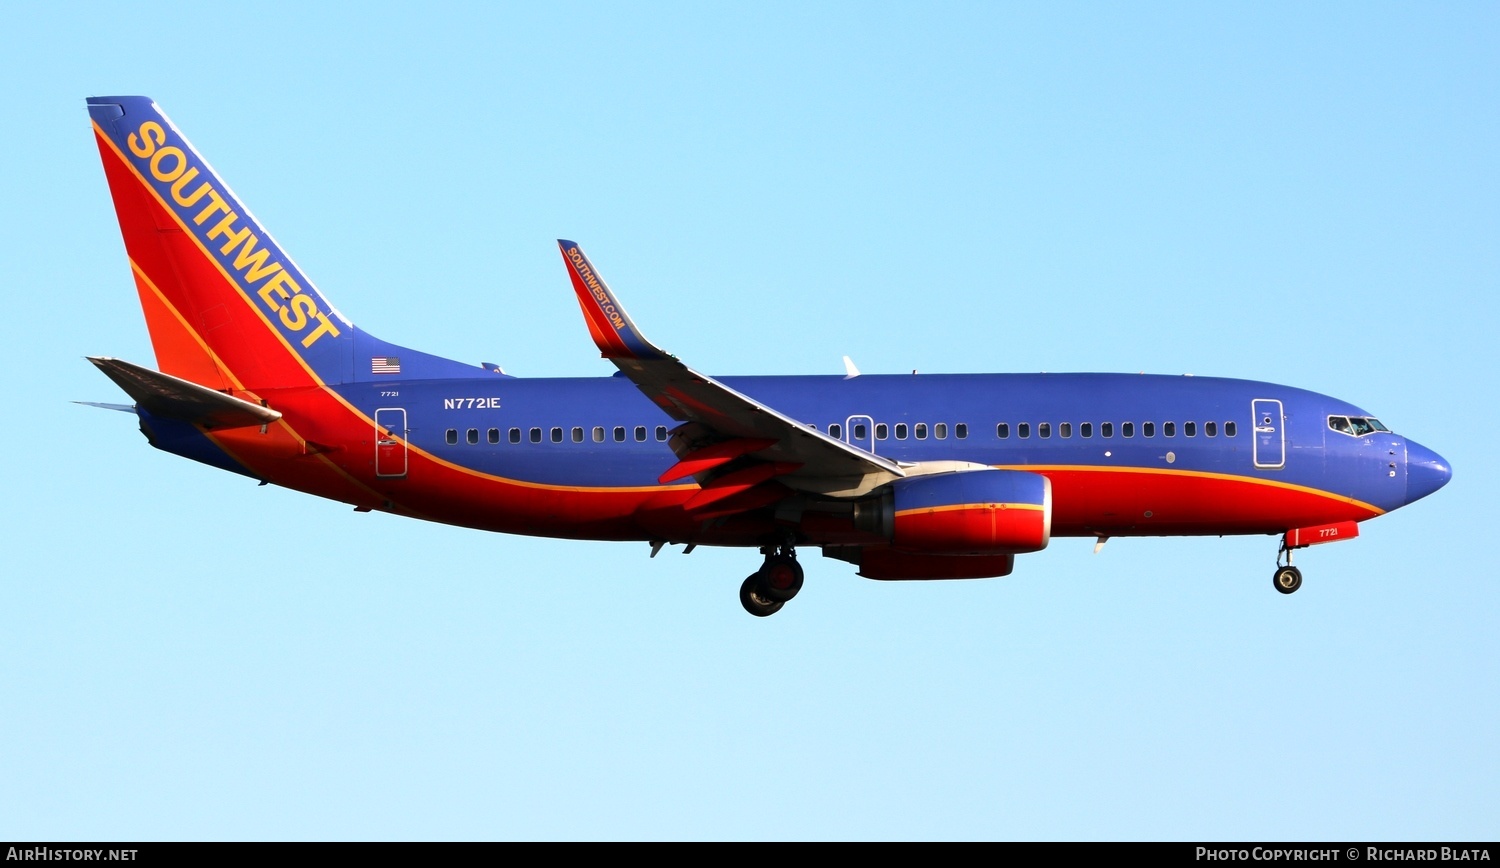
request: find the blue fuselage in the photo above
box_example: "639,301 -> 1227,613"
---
299,370 -> 1447,540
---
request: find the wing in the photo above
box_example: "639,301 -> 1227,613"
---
557,241 -> 904,503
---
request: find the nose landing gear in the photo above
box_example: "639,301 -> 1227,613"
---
1273,536 -> 1303,595
1269,522 -> 1360,595
739,543 -> 804,617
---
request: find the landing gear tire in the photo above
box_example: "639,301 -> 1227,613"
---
740,574 -> 784,617
759,554 -> 804,603
1273,565 -> 1303,595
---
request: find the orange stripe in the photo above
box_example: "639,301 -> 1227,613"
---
895,502 -> 1045,518
130,260 -> 244,390
124,258 -> 404,510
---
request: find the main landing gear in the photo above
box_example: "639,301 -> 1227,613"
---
739,543 -> 804,617
1273,537 -> 1303,595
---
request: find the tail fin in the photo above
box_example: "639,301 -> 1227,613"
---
88,96 -> 353,390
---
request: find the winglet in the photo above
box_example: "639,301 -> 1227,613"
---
557,241 -> 668,360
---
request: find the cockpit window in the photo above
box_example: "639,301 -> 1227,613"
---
1330,415 -> 1391,437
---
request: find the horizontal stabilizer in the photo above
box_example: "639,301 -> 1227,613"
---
74,401 -> 136,413
87,356 -> 282,430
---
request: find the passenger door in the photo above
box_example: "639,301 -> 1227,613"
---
1251,399 -> 1285,469
375,407 -> 408,478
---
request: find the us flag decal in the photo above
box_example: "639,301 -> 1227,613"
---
371,356 -> 401,374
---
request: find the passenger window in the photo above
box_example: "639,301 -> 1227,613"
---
509,427 -> 521,444
572,427 -> 584,443
1185,421 -> 1196,437
551,427 -> 563,443
529,427 -> 541,443
1019,423 -> 1031,439
955,423 -> 968,439
1081,422 -> 1093,438
1143,422 -> 1154,437
1206,421 -> 1217,437
1225,421 -> 1237,437
1060,422 -> 1072,438
1038,423 -> 1051,438
915,423 -> 928,440
1122,422 -> 1134,438
934,423 -> 947,439
997,423 -> 1010,439
488,428 -> 500,444
655,426 -> 668,441
1102,422 -> 1113,438
592,426 -> 605,442
876,423 -> 889,440
830,423 -> 842,439
1164,421 -> 1176,437
853,423 -> 868,439
445,429 -> 458,445
895,423 -> 908,440
467,428 -> 479,445
635,426 -> 647,442
613,426 -> 626,442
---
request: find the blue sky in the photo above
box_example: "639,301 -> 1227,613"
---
2,2 -> 1496,841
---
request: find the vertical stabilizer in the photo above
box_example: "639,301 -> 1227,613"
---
88,96 -> 354,390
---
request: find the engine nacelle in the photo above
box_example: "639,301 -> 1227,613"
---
887,469 -> 1052,555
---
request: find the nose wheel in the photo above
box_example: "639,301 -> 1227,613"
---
739,544 -> 804,617
1273,536 -> 1303,594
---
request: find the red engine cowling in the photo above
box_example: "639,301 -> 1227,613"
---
888,469 -> 1051,555
823,546 -> 1016,581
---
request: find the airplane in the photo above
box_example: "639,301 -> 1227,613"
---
82,95 -> 1452,617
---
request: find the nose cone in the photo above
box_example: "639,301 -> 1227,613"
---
1406,440 -> 1452,504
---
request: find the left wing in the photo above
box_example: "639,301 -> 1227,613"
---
557,241 -> 905,503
